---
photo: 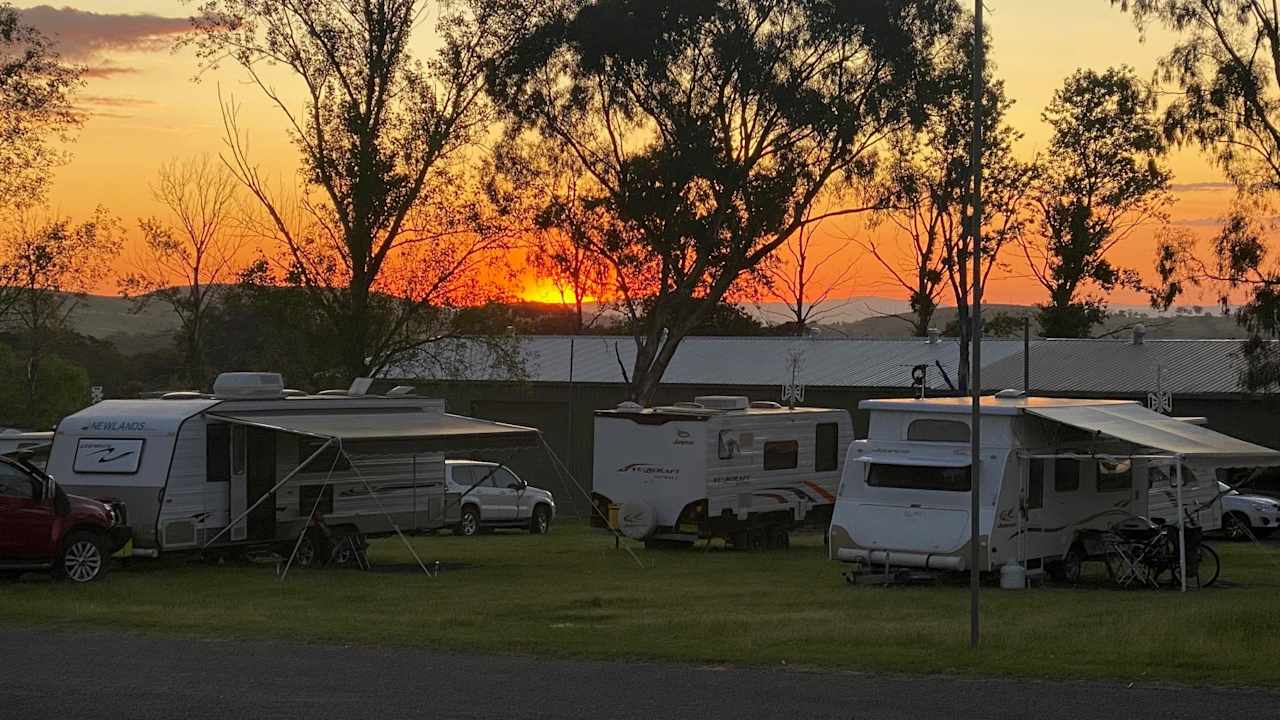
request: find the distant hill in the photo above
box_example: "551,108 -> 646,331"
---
824,305 -> 1249,339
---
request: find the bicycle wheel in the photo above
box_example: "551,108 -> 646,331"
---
1196,545 -> 1221,588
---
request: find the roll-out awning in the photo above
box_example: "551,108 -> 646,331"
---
1025,403 -> 1280,471
206,408 -> 540,452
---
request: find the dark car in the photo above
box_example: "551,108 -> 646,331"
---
0,453 -> 130,582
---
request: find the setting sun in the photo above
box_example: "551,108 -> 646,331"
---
520,278 -> 597,305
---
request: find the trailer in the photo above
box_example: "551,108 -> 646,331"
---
591,396 -> 852,549
829,392 -> 1280,581
46,373 -> 539,563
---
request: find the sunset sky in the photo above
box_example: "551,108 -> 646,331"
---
21,2 -> 1236,308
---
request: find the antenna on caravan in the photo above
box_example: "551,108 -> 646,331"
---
782,348 -> 805,409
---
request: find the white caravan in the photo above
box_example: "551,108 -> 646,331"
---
829,393 -> 1280,579
592,396 -> 852,548
46,373 -> 539,559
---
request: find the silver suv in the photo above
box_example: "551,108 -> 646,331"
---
445,460 -> 555,536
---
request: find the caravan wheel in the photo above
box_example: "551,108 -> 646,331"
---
292,529 -> 330,568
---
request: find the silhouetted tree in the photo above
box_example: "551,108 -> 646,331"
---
187,0 -> 511,379
1,208 -> 121,416
120,155 -> 241,388
0,4 -> 81,210
866,21 -> 1031,390
486,0 -> 961,404
1116,1 -> 1280,388
761,214 -> 854,336
1025,67 -> 1171,338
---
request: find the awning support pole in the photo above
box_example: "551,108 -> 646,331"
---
280,449 -> 343,581
1176,457 -> 1187,593
203,436 -> 336,549
340,439 -> 435,578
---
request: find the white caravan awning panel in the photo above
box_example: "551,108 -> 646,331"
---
1025,403 -> 1280,468
207,409 -> 540,452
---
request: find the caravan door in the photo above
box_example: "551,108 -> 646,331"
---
228,425 -> 248,542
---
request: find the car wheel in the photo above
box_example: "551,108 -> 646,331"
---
56,531 -> 108,583
1223,512 -> 1252,541
529,505 -> 551,535
457,507 -> 481,537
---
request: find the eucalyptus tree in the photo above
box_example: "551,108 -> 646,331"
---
1025,67 -> 1171,338
186,0 -> 509,379
485,0 -> 961,403
1115,1 -> 1280,387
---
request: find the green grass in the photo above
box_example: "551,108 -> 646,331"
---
3,525 -> 1279,686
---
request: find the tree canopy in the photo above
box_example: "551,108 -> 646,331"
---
485,0 -> 962,403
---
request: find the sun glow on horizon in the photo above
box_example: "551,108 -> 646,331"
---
519,278 -> 599,305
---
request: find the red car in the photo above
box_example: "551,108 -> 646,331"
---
0,453 -> 130,583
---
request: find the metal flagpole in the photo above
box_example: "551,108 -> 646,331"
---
1176,457 -> 1187,592
968,0 -> 985,649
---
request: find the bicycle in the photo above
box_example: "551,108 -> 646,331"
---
1100,516 -> 1220,590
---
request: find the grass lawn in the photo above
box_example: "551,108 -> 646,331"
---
2,524 -> 1279,686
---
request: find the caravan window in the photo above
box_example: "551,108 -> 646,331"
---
763,440 -> 799,471
1148,464 -> 1200,489
815,423 -> 839,472
1027,459 -> 1045,509
866,463 -> 971,492
1096,460 -> 1132,493
1054,459 -> 1080,492
906,419 -> 970,443
206,423 -> 230,483
298,438 -> 351,473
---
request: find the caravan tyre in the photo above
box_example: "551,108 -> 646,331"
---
56,532 -> 108,583
293,529 -> 330,568
1049,545 -> 1086,584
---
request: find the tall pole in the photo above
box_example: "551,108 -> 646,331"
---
968,0 -> 985,650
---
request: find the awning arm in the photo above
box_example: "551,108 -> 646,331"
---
206,413 -> 334,439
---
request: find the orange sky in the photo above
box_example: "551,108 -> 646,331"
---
26,1 -> 1239,308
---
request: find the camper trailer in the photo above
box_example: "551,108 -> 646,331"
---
45,373 -> 539,560
591,396 -> 852,548
829,393 -> 1280,579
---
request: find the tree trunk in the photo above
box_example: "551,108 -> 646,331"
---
955,301 -> 970,394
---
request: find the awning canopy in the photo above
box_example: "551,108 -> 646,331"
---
1026,403 -> 1280,468
207,409 -> 540,453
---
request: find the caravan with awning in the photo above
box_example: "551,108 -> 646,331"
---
828,393 -> 1280,580
45,373 -> 540,559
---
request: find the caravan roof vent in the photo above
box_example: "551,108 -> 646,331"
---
282,389 -> 308,398
694,395 -> 750,411
348,378 -> 374,397
212,372 -> 285,400
161,391 -> 205,400
994,388 -> 1025,399
615,401 -> 643,412
750,401 -> 783,409
385,385 -> 417,397
316,389 -> 349,396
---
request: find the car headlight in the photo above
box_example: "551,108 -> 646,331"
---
1251,502 -> 1277,513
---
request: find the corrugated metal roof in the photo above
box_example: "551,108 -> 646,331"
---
394,335 -> 1028,390
980,339 -> 1254,396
